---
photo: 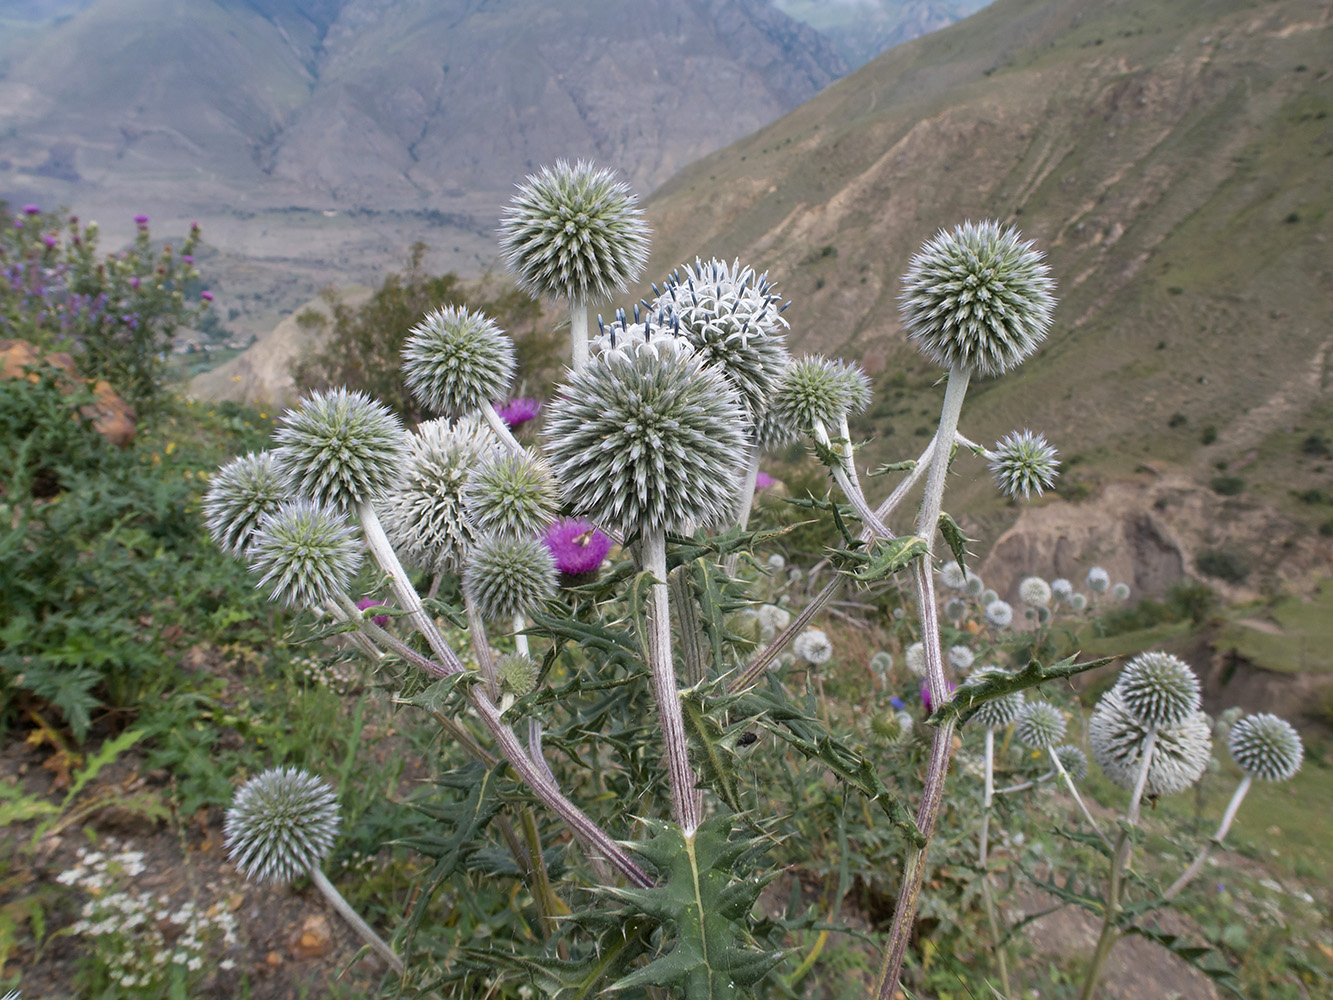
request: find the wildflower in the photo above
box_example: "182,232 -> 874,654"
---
200,290 -> 214,302
246,500 -> 363,609
988,430 -> 1060,499
754,470 -> 775,492
1228,713 -> 1303,782
463,450 -> 562,539
1118,651 -> 1201,728
496,396 -> 541,429
984,599 -> 1014,628
1112,581 -> 1131,601
1016,701 -> 1066,749
905,642 -> 926,676
224,768 -> 340,885
793,628 -> 833,665
542,518 -> 612,580
1053,744 -> 1089,782
462,534 -> 557,621
1018,576 -> 1052,607
940,561 -> 967,590
203,451 -> 291,557
355,598 -> 390,628
964,667 -> 1024,729
1088,688 -> 1212,796
774,355 -> 855,432
870,651 -> 894,674
1051,577 -> 1073,602
23,204 -> 41,214
134,214 -> 149,225
273,388 -> 406,510
1086,566 -> 1110,592
496,653 -> 540,698
947,645 -> 974,671
402,306 -> 516,417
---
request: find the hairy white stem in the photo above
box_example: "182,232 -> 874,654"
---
734,444 -> 761,531
466,598 -> 499,699
814,417 -> 893,537
324,599 -> 384,662
480,400 -> 524,455
1164,774 -> 1252,901
1049,749 -> 1111,848
310,868 -> 405,976
570,300 -> 589,371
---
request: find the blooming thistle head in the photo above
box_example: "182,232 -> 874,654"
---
793,628 -> 833,665
773,355 -> 855,432
543,339 -> 748,536
1016,700 -> 1067,749
1053,744 -> 1089,782
224,767 -> 340,885
499,159 -> 651,305
1086,566 -> 1110,593
402,306 -> 516,417
964,571 -> 985,598
1051,578 -> 1073,602
381,416 -> 497,574
985,599 -> 1014,628
965,667 -> 1025,729
273,389 -> 406,510
542,518 -> 612,583
1018,576 -> 1052,607
1228,713 -> 1303,781
462,534 -> 557,621
651,257 -> 791,418
1088,688 -> 1212,796
1118,651 -> 1201,728
832,359 -> 872,416
751,405 -> 802,453
905,642 -> 927,677
463,450 -> 562,539
940,561 -> 967,590
204,451 -> 291,557
1069,592 -> 1088,612
355,597 -> 390,628
496,397 -> 542,430
988,430 -> 1059,500
247,500 -> 362,609
496,653 -> 540,699
898,220 -> 1055,376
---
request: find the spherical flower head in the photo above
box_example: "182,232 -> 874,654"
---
899,220 -> 1055,376
1018,576 -> 1052,607
1228,713 -> 1303,781
985,599 -> 1014,628
1118,651 -> 1201,728
751,405 -> 802,453
871,710 -> 913,745
757,604 -> 791,640
497,653 -> 540,699
381,417 -> 498,574
944,597 -> 968,622
1069,592 -> 1088,612
224,767 -> 340,885
204,451 -> 291,557
832,359 -> 873,415
402,306 -> 516,417
1086,566 -> 1110,593
651,257 -> 792,418
1112,581 -> 1131,601
462,534 -> 557,621
496,397 -> 542,430
463,450 -> 562,539
793,628 -> 833,665
543,340 -> 748,536
247,500 -> 363,609
905,641 -> 927,677
869,651 -> 894,674
774,355 -> 857,432
940,561 -> 967,590
1051,578 -> 1073,602
981,588 -> 998,606
988,430 -> 1059,500
542,518 -> 612,578
965,667 -> 1024,729
1016,700 -> 1067,749
947,645 -> 974,671
274,388 -> 406,510
1053,744 -> 1089,782
499,159 -> 651,305
1089,688 -> 1212,796
964,572 -> 985,598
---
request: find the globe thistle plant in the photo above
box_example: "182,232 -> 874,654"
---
1088,688 -> 1212,797
1086,566 -> 1110,593
1051,577 -> 1073,602
947,645 -> 975,671
224,767 -> 340,885
898,220 -> 1055,377
1228,713 -> 1303,782
1016,700 -> 1067,749
402,305 -> 516,421
1118,651 -> 1201,728
940,561 -> 967,590
965,668 -> 1024,730
964,572 -> 985,598
1018,576 -> 1052,607
987,430 -> 1059,500
1053,744 -> 1089,783
793,628 -> 833,665
774,355 -> 854,433
247,500 -> 363,610
985,599 -> 1014,628
462,534 -> 558,622
1069,593 -> 1088,612
869,651 -> 895,675
1112,582 -> 1131,601
204,451 -> 291,557
751,405 -> 802,453
273,388 -> 407,510
905,642 -> 927,677
463,450 -> 562,539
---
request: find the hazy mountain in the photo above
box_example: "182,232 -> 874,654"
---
775,0 -> 995,68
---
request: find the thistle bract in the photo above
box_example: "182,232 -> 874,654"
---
462,534 -> 557,622
1228,713 -> 1303,781
1118,651 -> 1201,728
1016,700 -> 1067,749
497,653 -> 540,699
543,339 -> 747,535
464,450 -> 561,539
899,220 -> 1055,376
988,430 -> 1059,500
224,767 -> 340,885
273,388 -> 406,510
402,306 -> 516,417
499,159 -> 651,305
1088,688 -> 1212,796
247,500 -> 363,609
204,451 -> 290,557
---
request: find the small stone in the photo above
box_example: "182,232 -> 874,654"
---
265,950 -> 283,967
289,913 -> 333,958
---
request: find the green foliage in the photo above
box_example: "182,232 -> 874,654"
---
1097,580 -> 1218,635
1196,548 -> 1250,584
1209,475 -> 1245,496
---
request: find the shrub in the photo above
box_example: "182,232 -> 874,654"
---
1196,547 -> 1250,583
1209,475 -> 1245,496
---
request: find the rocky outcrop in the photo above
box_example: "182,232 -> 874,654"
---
1,339 -> 136,447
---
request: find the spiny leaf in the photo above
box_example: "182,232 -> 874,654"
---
867,459 -> 917,477
1122,926 -> 1245,996
937,511 -> 971,575
667,522 -> 808,564
680,692 -> 746,813
831,535 -> 929,584
929,653 -> 1116,727
465,917 -> 657,999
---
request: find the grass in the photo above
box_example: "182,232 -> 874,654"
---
1215,579 -> 1333,676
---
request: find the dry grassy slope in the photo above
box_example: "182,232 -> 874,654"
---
640,0 -> 1332,587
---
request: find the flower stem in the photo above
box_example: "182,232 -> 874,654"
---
979,728 -> 1012,998
1049,749 -> 1111,848
465,597 -> 499,699
570,299 -> 590,371
480,400 -> 524,454
309,867 -> 405,976
1164,774 -> 1251,901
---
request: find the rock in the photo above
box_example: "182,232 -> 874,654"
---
0,339 -> 136,447
288,913 -> 334,959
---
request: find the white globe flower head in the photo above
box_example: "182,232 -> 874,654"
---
499,159 -> 651,306
940,561 -> 967,590
899,220 -> 1056,377
905,641 -> 927,677
1118,651 -> 1201,728
1086,566 -> 1111,593
767,553 -> 786,572
225,767 -> 340,885
980,588 -> 999,606
462,534 -> 558,622
1228,713 -> 1303,782
869,651 -> 894,675
1112,582 -> 1131,601
774,355 -> 855,432
1053,744 -> 1089,783
985,599 -> 1014,628
1069,593 -> 1088,612
589,308 -> 691,364
1016,700 -> 1067,749
247,499 -> 363,610
947,645 -> 975,671
1018,576 -> 1052,607
964,667 -> 1024,730
832,359 -> 873,416
757,603 -> 791,639
793,628 -> 834,665
402,305 -> 516,417
463,449 -> 562,540
944,597 -> 968,622
204,451 -> 291,557
988,429 -> 1060,500
1050,578 -> 1073,602
964,571 -> 985,598
1088,688 -> 1212,797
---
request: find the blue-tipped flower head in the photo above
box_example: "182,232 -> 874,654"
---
1228,713 -> 1303,781
1118,651 -> 1201,728
1016,700 -> 1067,749
543,339 -> 748,535
247,500 -> 363,609
402,306 -> 516,417
224,767 -> 340,885
464,450 -> 562,539
988,430 -> 1059,500
462,534 -> 557,621
274,388 -> 406,510
204,451 -> 291,557
499,159 -> 651,305
899,220 -> 1055,376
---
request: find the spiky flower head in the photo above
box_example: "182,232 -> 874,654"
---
542,517 -> 612,579
940,561 -> 967,590
794,628 -> 834,665
1053,744 -> 1089,782
833,359 -> 873,416
651,257 -> 791,418
1118,651 -> 1201,728
543,338 -> 748,535
964,571 -> 985,598
224,767 -> 340,885
1016,700 -> 1067,749
1088,688 -> 1212,796
402,306 -> 516,417
1228,713 -> 1303,781
899,220 -> 1055,376
981,588 -> 998,606
462,533 -> 557,621
274,388 -> 406,510
871,710 -> 914,745
751,405 -> 802,453
948,645 -> 975,671
1051,578 -> 1073,602
966,667 -> 1025,729
204,451 -> 291,557
757,603 -> 791,640
497,653 -> 540,699
1110,582 -> 1130,601
499,159 -> 651,305
869,651 -> 894,674
944,597 -> 968,621
247,500 -> 362,609
985,599 -> 1014,628
463,450 -> 561,539
1019,576 -> 1052,607
905,642 -> 927,677
381,417 -> 497,574
774,355 -> 856,432
1086,566 -> 1110,593
988,430 -> 1059,500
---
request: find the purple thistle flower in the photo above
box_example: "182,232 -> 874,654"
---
889,696 -> 907,710
13,220 -> 23,229
496,396 -> 541,430
541,518 -> 611,578
42,235 -> 58,248
754,470 -> 775,492
920,682 -> 957,713
200,290 -> 214,302
130,277 -> 140,289
134,214 -> 149,226
182,255 -> 194,263
23,205 -> 41,215
355,598 -> 390,628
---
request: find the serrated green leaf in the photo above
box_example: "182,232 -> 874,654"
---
929,654 -> 1117,727
832,535 -> 929,584
867,460 -> 917,477
680,692 -> 745,813
937,512 -> 971,574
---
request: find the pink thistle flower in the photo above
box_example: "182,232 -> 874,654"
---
200,290 -> 214,302
920,682 -> 957,713
182,255 -> 194,263
42,235 -> 58,248
541,518 -> 611,579
134,214 -> 149,226
23,205 -> 41,215
495,396 -> 541,430
754,470 -> 775,492
129,277 -> 140,289
355,598 -> 390,628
